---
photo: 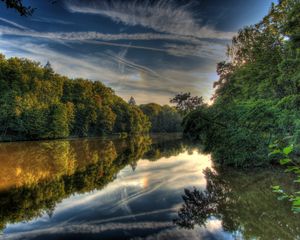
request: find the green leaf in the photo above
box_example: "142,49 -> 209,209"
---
285,166 -> 299,173
294,179 -> 300,183
269,143 -> 277,149
283,145 -> 293,155
277,195 -> 288,201
279,158 -> 292,165
272,185 -> 284,193
292,207 -> 300,213
268,149 -> 281,156
292,199 -> 300,206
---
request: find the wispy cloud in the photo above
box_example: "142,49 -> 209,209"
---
65,0 -> 235,40
105,51 -> 161,77
0,24 -> 227,60
164,42 -> 227,59
31,17 -> 74,25
2,222 -> 173,240
0,17 -> 29,30
0,24 -> 211,44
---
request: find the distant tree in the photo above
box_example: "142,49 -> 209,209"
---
140,103 -> 182,132
44,61 -> 54,80
128,96 -> 136,105
170,92 -> 204,115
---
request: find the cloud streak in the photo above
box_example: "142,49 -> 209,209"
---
164,42 -> 227,59
0,24 -> 218,45
0,24 -> 227,60
0,17 -> 29,30
65,0 -> 235,40
2,222 -> 173,240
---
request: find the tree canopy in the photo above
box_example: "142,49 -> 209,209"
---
170,92 -> 204,115
0,55 -> 151,141
182,0 -> 300,167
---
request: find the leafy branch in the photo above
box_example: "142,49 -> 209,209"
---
269,143 -> 300,213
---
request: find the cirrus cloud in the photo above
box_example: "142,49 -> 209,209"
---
65,0 -> 235,40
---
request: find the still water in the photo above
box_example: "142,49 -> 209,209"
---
0,134 -> 299,240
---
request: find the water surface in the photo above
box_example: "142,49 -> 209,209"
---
0,135 -> 299,240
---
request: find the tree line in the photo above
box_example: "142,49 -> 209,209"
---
0,55 -> 184,141
0,56 -> 152,141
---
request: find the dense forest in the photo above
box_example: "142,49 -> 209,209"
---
0,55 -> 152,140
0,55 -> 183,141
140,103 -> 182,133
183,0 -> 300,167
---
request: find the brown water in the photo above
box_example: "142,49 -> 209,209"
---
0,135 -> 299,240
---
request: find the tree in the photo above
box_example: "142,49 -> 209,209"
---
47,103 -> 73,138
44,61 -> 54,80
1,0 -> 34,16
128,96 -> 136,106
170,92 -> 204,115
0,0 -> 57,16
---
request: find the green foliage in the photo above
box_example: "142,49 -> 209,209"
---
170,92 -> 205,115
183,0 -> 300,167
269,142 -> 300,213
0,55 -> 150,141
140,103 -> 182,132
183,100 -> 293,167
47,102 -> 73,138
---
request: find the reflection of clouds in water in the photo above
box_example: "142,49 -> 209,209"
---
133,220 -> 234,240
135,152 -> 212,190
3,220 -> 233,240
2,222 -> 173,240
4,151 -> 214,239
56,151 -> 212,213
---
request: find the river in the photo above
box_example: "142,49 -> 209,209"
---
0,134 -> 298,240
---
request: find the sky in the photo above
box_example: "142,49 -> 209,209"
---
0,0 -> 275,104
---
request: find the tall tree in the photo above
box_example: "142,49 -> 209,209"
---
128,96 -> 136,106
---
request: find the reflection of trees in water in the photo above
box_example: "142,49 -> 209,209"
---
0,135 -> 187,231
174,168 -> 300,240
0,141 -> 77,189
143,140 -> 184,161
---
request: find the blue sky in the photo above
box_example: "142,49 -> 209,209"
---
0,0 -> 275,104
